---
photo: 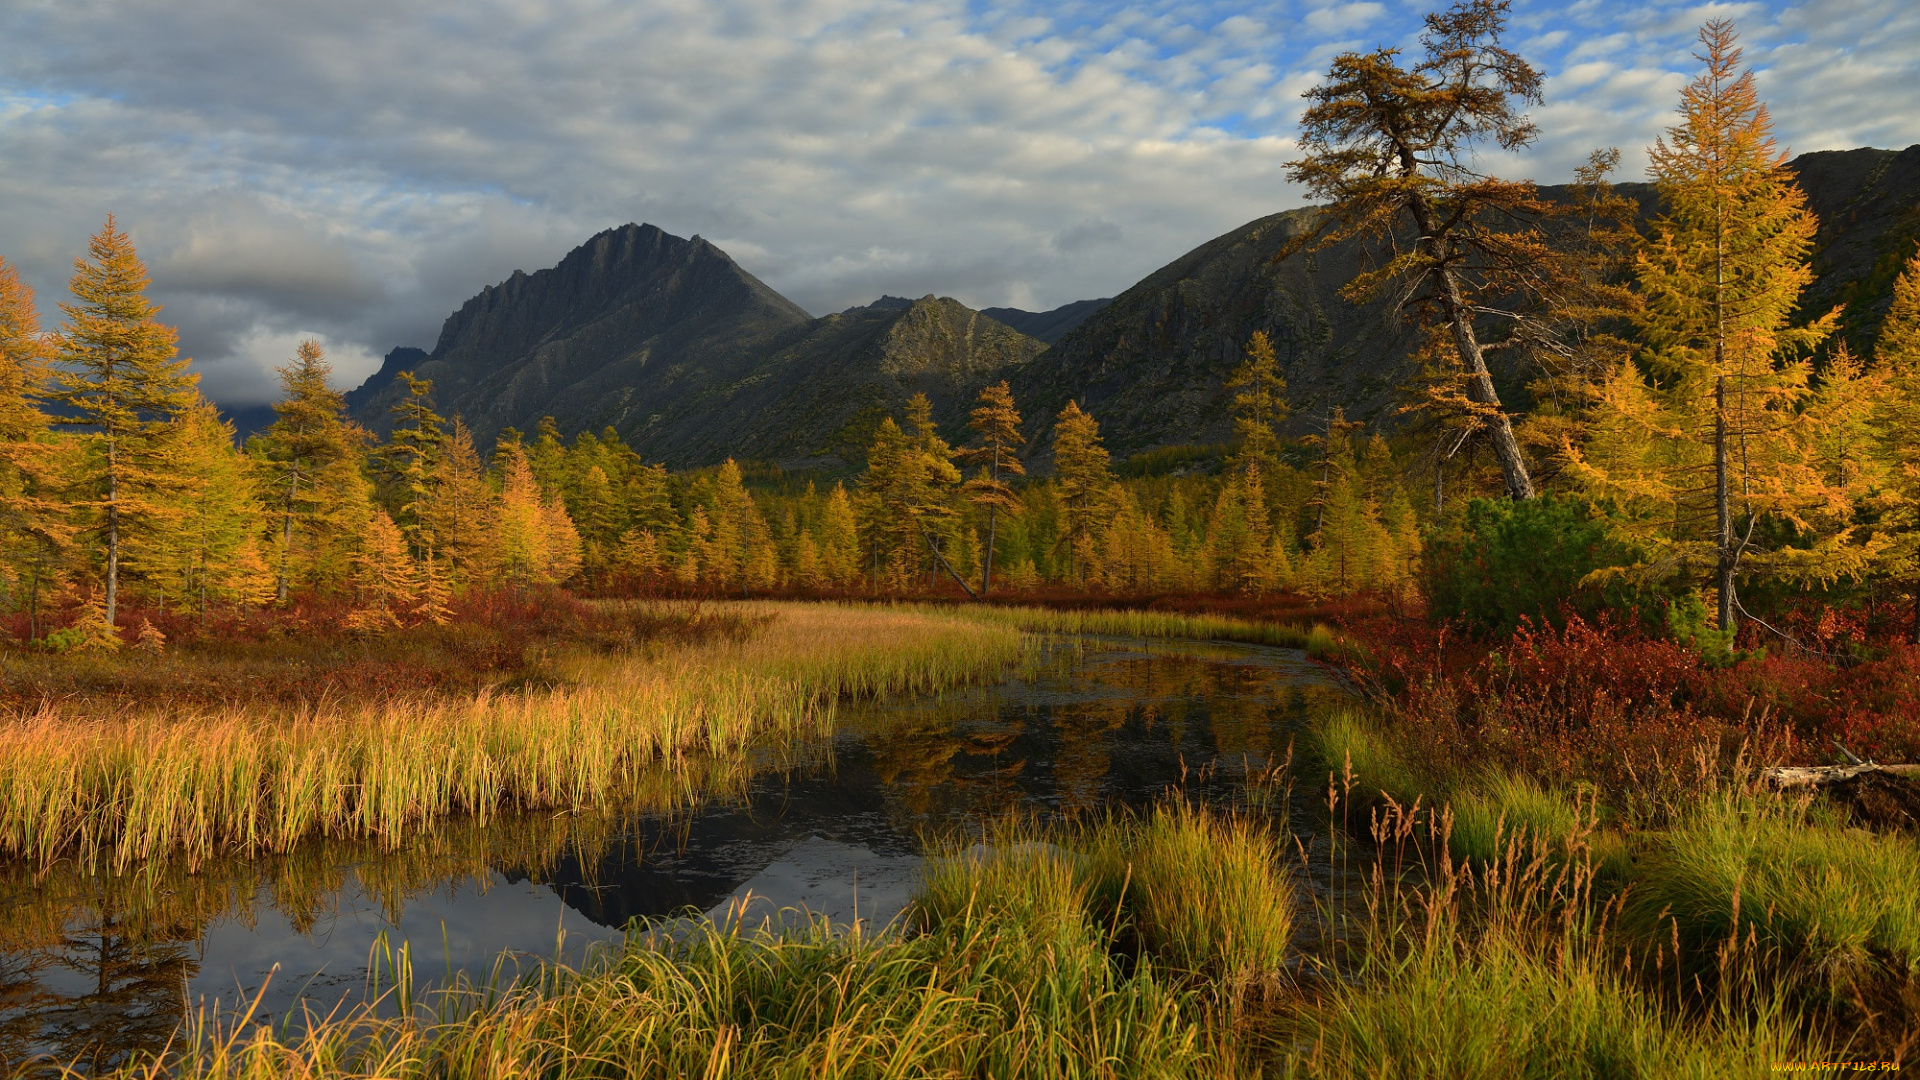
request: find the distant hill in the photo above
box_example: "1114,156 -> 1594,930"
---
979,299 -> 1110,344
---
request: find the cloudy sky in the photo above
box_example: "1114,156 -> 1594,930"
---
1,0 -> 1915,405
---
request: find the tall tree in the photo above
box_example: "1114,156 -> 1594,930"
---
1570,21 -> 1837,633
379,371 -> 445,559
1288,0 -> 1546,500
0,257 -> 70,631
47,217 -> 198,623
146,401 -> 272,614
958,381 -> 1025,595
1872,248 -> 1920,641
422,418 -> 498,588
1051,401 -> 1113,585
255,340 -> 365,603
1227,332 -> 1290,476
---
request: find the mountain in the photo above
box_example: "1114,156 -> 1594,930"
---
670,295 -> 1045,468
1009,145 -> 1920,461
348,146 -> 1920,470
979,299 -> 1110,344
349,223 -> 815,452
348,230 -> 1043,466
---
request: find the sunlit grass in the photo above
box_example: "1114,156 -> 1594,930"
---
940,603 -> 1317,648
0,603 -> 1028,871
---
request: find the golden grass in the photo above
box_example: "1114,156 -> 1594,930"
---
0,603 -> 1027,871
939,603 -> 1316,648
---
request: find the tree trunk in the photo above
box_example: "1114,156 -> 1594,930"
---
920,523 -> 978,600
1405,193 -> 1535,501
1715,375 -> 1736,633
1435,263 -> 1534,500
982,506 -> 997,597
105,457 -> 119,626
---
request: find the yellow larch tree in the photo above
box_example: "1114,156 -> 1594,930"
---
0,256 -> 72,633
1567,20 -> 1839,632
47,217 -> 199,624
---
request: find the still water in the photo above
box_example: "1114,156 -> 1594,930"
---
0,638 -> 1347,1070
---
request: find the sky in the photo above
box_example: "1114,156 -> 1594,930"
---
1,0 -> 1916,406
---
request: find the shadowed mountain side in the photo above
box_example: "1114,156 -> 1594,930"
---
1007,206 -> 1416,462
1790,145 -> 1920,353
348,223 -> 814,452
980,299 -> 1111,345
1008,145 -> 1920,463
674,296 -> 1046,468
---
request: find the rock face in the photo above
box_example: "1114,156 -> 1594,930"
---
349,224 -> 815,452
980,299 -> 1111,344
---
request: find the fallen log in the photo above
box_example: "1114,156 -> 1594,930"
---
1762,763 -> 1920,789
1761,762 -> 1920,832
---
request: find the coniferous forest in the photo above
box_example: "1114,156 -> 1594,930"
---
3,4 -> 1919,1077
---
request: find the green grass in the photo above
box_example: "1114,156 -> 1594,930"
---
1449,773 -> 1593,866
1629,797 -> 1920,990
1301,707 -> 1435,808
1287,933 -> 1803,1079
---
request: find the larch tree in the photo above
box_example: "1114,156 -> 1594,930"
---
1288,0 -> 1551,501
47,217 -> 199,624
958,381 -> 1024,595
0,257 -> 70,631
423,419 -> 499,588
1051,400 -> 1112,585
902,393 -> 968,593
149,401 -> 272,614
494,443 -> 554,588
1571,20 -> 1836,633
380,371 -> 445,560
1873,248 -> 1920,641
1227,332 -> 1290,477
818,482 -> 861,586
256,340 -> 363,603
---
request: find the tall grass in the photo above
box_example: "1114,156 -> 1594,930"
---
1629,796 -> 1920,992
50,812 -> 1255,1080
944,604 -> 1318,649
0,603 -> 1027,870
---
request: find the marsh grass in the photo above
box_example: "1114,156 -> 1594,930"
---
0,603 -> 1028,870
1628,796 -> 1920,1000
942,604 -> 1317,649
48,817 -> 1246,1080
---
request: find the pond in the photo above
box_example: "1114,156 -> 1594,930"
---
0,637 -> 1350,1072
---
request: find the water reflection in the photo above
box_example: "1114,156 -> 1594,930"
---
1,638 -> 1347,1070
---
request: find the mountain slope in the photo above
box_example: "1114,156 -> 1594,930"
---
980,299 -> 1110,344
349,223 -> 814,450
1010,145 -> 1920,461
676,295 -> 1045,467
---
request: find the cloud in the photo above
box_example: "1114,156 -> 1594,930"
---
0,0 -> 1915,405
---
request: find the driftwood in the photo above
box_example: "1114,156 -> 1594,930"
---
1762,763 -> 1920,789
1761,762 -> 1920,832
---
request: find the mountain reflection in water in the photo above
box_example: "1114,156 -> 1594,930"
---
1,638 -> 1347,1070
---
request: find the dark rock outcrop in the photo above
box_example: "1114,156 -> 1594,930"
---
349,224 -> 814,454
980,299 -> 1111,344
